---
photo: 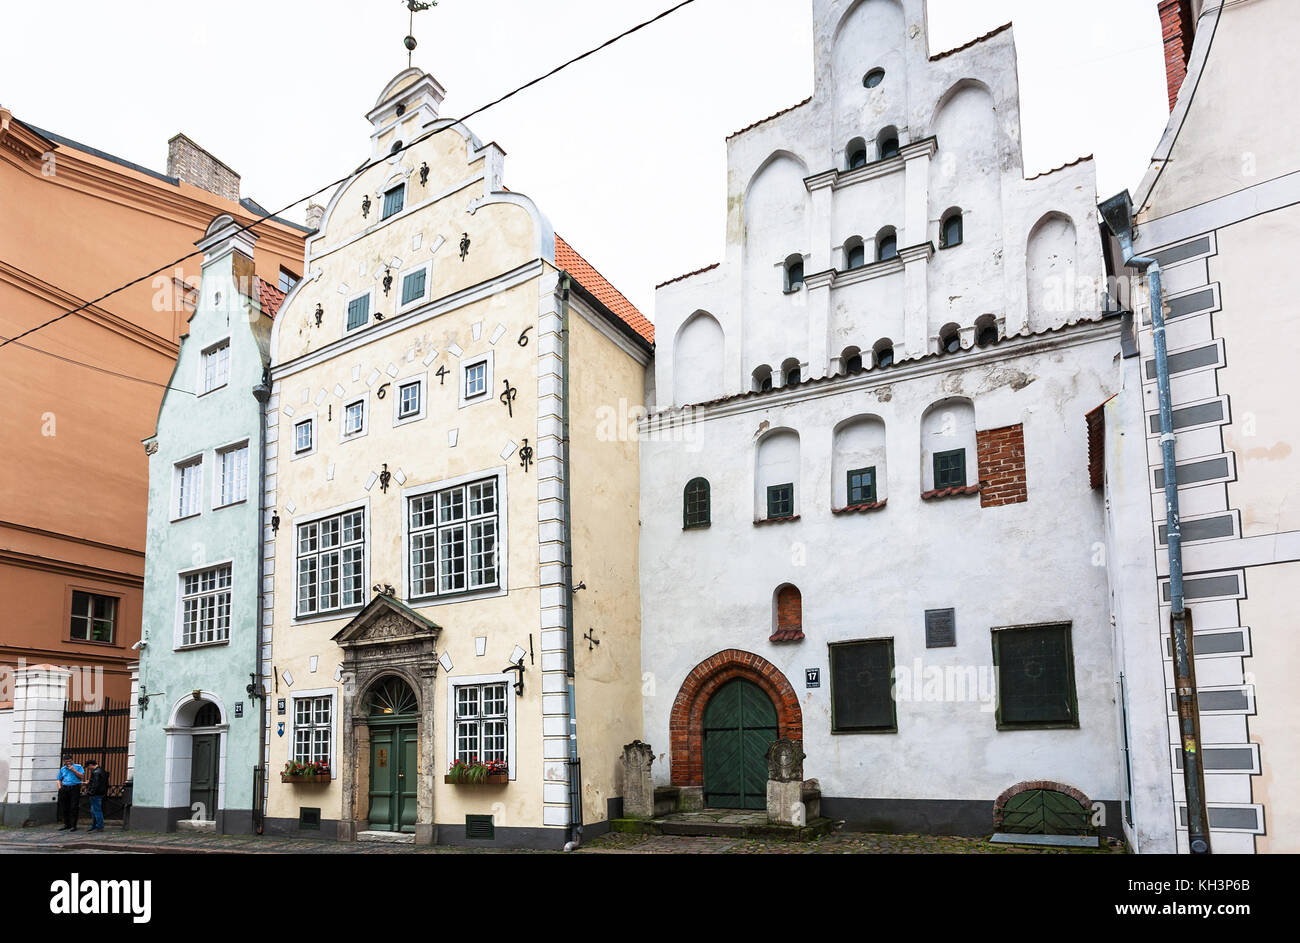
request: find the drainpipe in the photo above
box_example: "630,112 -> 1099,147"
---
1100,190 -> 1211,855
558,273 -> 582,851
252,365 -> 272,835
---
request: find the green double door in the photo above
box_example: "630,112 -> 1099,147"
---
368,723 -> 418,832
703,679 -> 778,810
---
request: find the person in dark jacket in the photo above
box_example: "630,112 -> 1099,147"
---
85,760 -> 110,832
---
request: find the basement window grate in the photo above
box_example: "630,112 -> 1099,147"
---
465,814 -> 495,840
299,807 -> 321,830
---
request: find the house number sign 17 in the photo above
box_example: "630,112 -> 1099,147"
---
805,668 -> 821,689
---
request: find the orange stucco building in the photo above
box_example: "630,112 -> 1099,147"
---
0,109 -> 308,705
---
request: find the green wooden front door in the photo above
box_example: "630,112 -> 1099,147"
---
368,723 -> 418,832
189,734 -> 218,821
703,679 -> 778,810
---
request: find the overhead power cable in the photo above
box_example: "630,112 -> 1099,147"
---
0,0 -> 698,355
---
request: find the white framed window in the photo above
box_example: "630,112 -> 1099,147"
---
446,674 -> 517,778
292,693 -> 334,767
200,340 -> 231,395
393,374 -> 426,426
341,397 -> 367,441
174,456 -> 203,520
345,289 -> 374,333
408,475 -> 500,599
215,441 -> 249,507
178,563 -> 232,648
295,507 -> 366,618
398,261 -> 431,309
293,417 -> 316,458
70,591 -> 118,644
459,351 -> 493,409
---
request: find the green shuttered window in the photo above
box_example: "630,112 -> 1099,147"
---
933,448 -> 966,489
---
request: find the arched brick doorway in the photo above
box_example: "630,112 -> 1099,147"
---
670,650 -> 802,791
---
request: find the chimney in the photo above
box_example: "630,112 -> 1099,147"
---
167,133 -> 241,202
305,202 -> 325,231
1159,0 -> 1197,111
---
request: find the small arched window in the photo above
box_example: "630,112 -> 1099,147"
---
941,208 -> 964,248
683,477 -> 711,529
844,237 -> 866,270
842,346 -> 863,373
847,138 -> 868,170
193,702 -> 221,727
784,256 -> 805,292
753,365 -> 774,392
877,127 -> 900,160
873,338 -> 895,368
772,585 -> 804,642
975,315 -> 999,347
863,68 -> 885,89
939,323 -> 961,354
781,358 -> 802,387
876,227 -> 898,262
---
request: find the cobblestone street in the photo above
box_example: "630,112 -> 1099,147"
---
0,825 -> 1123,854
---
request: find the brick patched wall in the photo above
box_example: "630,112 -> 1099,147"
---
976,423 -> 1027,508
1159,0 -> 1195,112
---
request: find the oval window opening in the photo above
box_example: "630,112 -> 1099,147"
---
863,68 -> 885,88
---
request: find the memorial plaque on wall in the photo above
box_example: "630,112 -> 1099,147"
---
925,608 -> 956,648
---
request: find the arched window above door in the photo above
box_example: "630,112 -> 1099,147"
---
368,676 -> 418,717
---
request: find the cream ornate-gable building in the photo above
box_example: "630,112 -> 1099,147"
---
261,69 -> 651,846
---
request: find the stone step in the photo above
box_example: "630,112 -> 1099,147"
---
610,815 -> 834,842
357,830 -> 415,844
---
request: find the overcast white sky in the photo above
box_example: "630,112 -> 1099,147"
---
1,0 -> 1169,318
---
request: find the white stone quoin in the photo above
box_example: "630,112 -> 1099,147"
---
6,665 -> 72,811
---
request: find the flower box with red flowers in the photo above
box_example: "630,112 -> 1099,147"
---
444,758 -> 509,785
281,760 -> 331,784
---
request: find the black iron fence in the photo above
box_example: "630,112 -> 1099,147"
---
62,698 -> 131,820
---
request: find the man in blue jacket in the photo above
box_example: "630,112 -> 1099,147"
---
56,756 -> 84,831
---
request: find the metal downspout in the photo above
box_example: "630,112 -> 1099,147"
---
1100,190 -> 1211,854
558,274 -> 582,850
252,367 -> 271,835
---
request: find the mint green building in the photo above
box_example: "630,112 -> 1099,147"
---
133,216 -> 285,833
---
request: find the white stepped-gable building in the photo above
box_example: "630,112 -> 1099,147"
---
639,0 -> 1131,838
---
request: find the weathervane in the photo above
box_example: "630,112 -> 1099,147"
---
403,0 -> 437,67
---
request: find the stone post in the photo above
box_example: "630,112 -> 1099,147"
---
4,664 -> 71,827
765,737 -> 806,827
621,740 -> 655,819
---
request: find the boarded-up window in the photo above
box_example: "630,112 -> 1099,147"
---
993,623 -> 1078,728
829,639 -> 896,732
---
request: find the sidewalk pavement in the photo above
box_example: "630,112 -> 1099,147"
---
0,824 -> 1123,855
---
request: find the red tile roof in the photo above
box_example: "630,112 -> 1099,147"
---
1085,396 -> 1116,491
831,500 -> 888,515
768,629 -> 806,643
727,98 -> 812,141
258,277 -> 287,318
929,22 -> 1013,61
556,235 -> 654,344
920,484 -> 982,501
1026,154 -> 1094,181
656,262 -> 720,289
